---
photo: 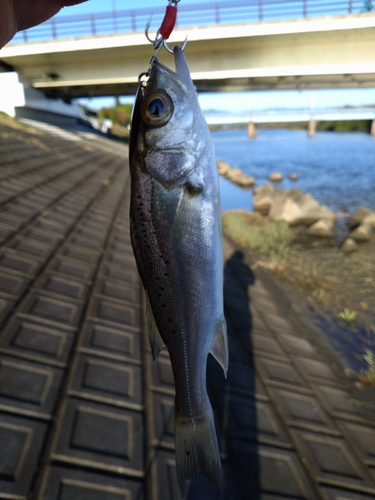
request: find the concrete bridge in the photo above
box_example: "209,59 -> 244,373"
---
205,107 -> 375,124
205,107 -> 375,135
0,0 -> 375,120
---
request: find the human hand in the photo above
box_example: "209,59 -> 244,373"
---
0,0 -> 88,48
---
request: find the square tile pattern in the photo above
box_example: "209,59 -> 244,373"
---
52,398 -> 144,475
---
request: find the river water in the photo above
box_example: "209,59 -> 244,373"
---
213,128 -> 375,372
213,128 -> 375,214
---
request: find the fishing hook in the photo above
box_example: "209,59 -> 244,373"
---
145,0 -> 187,53
163,35 -> 188,54
145,16 -> 188,53
145,16 -> 163,50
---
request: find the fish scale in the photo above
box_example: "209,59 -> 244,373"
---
129,45 -> 228,496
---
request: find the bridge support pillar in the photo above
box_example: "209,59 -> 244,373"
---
248,121 -> 257,139
308,119 -> 316,138
371,120 -> 375,136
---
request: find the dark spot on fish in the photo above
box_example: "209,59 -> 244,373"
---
162,304 -> 166,308
164,273 -> 169,277
186,450 -> 190,456
165,260 -> 170,264
168,318 -> 172,322
159,286 -> 165,291
172,330 -> 176,335
185,181 -> 203,196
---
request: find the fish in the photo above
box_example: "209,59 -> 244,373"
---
129,45 -> 228,496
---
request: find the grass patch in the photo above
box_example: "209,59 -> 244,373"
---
221,210 -> 374,314
338,309 -> 358,323
345,348 -> 375,388
222,210 -> 289,260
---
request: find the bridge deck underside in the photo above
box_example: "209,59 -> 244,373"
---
29,72 -> 375,100
2,14 -> 375,98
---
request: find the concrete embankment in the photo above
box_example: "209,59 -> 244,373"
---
0,115 -> 375,500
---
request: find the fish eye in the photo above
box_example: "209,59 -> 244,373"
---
148,98 -> 164,116
141,90 -> 174,127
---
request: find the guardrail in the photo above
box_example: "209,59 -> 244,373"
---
10,0 -> 374,43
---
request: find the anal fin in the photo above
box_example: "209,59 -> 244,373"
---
145,293 -> 166,360
210,317 -> 229,377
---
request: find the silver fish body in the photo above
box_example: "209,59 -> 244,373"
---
129,46 -> 228,496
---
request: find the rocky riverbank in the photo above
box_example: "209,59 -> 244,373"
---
253,183 -> 375,249
222,189 -> 375,381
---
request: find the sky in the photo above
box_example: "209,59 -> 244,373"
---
56,0 -> 375,113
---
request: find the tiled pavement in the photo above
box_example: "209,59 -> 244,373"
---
0,117 -> 374,500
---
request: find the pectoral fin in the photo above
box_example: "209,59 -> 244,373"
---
145,293 -> 166,360
210,317 -> 229,377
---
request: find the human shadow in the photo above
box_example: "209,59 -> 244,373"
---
186,250 -> 260,499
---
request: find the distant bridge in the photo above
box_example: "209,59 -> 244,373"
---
205,107 -> 375,136
205,107 -> 375,125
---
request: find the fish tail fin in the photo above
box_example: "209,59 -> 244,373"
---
174,408 -> 222,497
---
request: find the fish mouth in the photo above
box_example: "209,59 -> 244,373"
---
150,45 -> 194,92
173,46 -> 191,82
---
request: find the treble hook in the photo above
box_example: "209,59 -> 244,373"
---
145,16 -> 163,50
145,1 -> 187,54
163,36 -> 188,54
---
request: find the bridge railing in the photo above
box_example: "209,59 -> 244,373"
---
10,0 -> 373,44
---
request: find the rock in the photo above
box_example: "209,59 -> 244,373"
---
268,187 -> 335,227
347,207 -> 373,229
269,196 -> 304,226
268,172 -> 283,182
217,160 -> 230,176
295,192 -> 323,225
307,218 -> 335,237
238,176 -> 256,188
363,212 -> 375,229
226,168 -> 255,188
217,161 -> 255,188
289,173 -> 298,180
341,237 -> 358,254
350,222 -> 373,241
319,206 -> 337,221
253,183 -> 275,215
254,183 -> 336,227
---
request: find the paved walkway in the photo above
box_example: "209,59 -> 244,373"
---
0,117 -> 374,500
